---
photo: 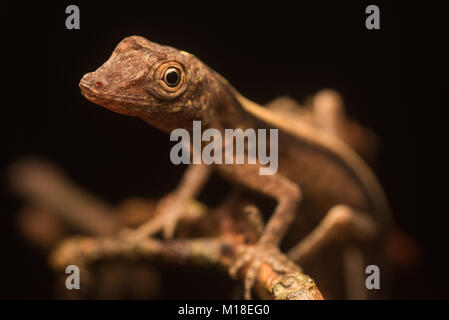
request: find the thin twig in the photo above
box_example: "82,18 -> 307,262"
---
10,158 -> 324,300
50,235 -> 323,300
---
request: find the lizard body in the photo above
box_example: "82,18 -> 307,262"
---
216,74 -> 390,224
80,36 -> 393,299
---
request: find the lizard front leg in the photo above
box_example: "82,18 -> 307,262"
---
127,163 -> 212,241
217,163 -> 302,299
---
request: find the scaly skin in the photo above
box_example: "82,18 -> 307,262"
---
80,36 -> 393,299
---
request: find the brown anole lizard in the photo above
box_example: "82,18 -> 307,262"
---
79,36 -> 393,299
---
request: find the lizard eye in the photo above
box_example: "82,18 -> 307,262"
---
164,67 -> 181,87
148,61 -> 187,100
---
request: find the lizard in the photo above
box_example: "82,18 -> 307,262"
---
79,35 -> 393,299
265,90 -> 380,165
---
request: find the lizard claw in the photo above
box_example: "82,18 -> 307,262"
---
244,258 -> 263,300
158,192 -> 190,239
230,244 -> 280,300
161,210 -> 181,239
229,246 -> 255,279
155,194 -> 186,240
125,193 -> 186,242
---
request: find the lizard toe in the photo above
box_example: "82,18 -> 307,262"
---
230,243 -> 280,299
229,246 -> 255,279
243,259 -> 263,299
162,215 -> 180,239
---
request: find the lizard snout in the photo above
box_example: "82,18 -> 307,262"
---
80,72 -> 109,91
79,72 -> 113,106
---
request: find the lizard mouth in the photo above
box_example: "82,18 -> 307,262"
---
79,81 -> 109,105
79,79 -> 143,116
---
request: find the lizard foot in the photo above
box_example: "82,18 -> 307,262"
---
230,243 -> 288,299
126,193 -> 187,242
157,194 -> 186,239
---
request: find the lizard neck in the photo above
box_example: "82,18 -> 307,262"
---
206,71 -> 263,131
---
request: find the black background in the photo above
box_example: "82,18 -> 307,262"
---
1,1 -> 447,299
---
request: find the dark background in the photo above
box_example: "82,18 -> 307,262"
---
1,1 -> 447,299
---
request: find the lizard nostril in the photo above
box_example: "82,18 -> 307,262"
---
95,81 -> 104,88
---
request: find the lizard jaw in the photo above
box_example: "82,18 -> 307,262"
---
79,77 -> 143,116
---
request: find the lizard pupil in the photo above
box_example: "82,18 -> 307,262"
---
164,67 -> 181,87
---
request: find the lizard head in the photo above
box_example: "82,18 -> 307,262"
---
79,36 -> 219,132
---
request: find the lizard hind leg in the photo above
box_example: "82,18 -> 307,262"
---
287,204 -> 379,299
287,205 -> 378,263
